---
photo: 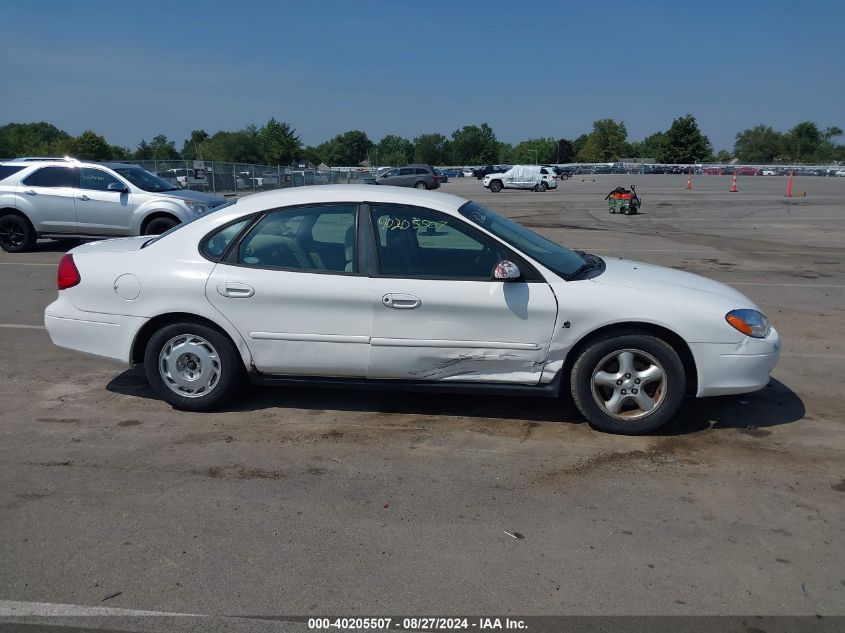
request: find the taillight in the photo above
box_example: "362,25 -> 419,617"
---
57,254 -> 81,290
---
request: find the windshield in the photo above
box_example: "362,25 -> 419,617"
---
141,200 -> 237,248
114,167 -> 180,192
458,201 -> 586,279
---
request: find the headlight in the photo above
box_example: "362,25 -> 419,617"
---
725,309 -> 771,338
183,200 -> 208,215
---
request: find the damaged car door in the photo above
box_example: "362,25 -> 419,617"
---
366,203 -> 558,383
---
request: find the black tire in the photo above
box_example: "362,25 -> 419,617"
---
489,180 -> 503,193
144,321 -> 247,411
143,216 -> 179,235
536,181 -> 548,192
609,208 -> 616,214
0,213 -> 36,253
570,331 -> 685,435
415,181 -> 428,190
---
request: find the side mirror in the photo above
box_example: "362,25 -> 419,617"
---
492,260 -> 521,281
108,182 -> 128,192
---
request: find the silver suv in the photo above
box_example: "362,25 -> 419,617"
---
0,157 -> 229,252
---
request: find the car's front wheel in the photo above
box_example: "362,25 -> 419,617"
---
0,214 -> 36,252
489,180 -> 503,193
144,322 -> 246,411
143,216 -> 179,235
570,332 -> 685,434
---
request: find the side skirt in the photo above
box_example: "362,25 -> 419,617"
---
249,373 -> 562,398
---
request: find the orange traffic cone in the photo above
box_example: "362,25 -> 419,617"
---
686,171 -> 693,189
786,170 -> 794,197
729,172 -> 738,192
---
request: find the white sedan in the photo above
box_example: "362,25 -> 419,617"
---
44,185 -> 780,434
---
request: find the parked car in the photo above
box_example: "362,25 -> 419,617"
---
434,169 -> 449,184
737,166 -> 762,176
156,168 -> 207,189
374,164 -> 440,190
0,158 -> 229,252
761,168 -> 777,176
472,165 -> 510,179
482,165 -> 558,192
462,168 -> 475,178
43,185 -> 780,435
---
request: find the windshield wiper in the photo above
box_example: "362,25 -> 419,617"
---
567,252 -> 603,280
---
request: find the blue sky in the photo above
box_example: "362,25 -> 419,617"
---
1,0 -> 842,152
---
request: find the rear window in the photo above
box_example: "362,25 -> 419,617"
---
21,166 -> 75,188
415,168 -> 430,175
0,165 -> 26,182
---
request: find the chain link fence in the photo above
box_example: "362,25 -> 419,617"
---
129,160 -> 377,195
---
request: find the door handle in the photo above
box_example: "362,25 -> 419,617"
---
24,190 -> 37,196
217,282 -> 255,298
79,195 -> 90,201
382,293 -> 421,309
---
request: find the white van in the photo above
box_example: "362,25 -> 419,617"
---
482,165 -> 557,192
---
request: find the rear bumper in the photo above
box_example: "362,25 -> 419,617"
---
44,296 -> 145,366
691,329 -> 781,397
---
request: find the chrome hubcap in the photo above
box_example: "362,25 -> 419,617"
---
591,349 -> 666,420
158,334 -> 220,398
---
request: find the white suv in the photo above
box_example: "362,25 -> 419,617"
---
482,165 -> 558,192
0,158 -> 229,252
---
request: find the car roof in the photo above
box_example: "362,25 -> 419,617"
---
214,185 -> 468,222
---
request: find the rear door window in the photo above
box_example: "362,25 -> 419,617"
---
21,167 -> 76,188
0,165 -> 26,182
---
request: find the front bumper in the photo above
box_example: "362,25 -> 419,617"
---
690,328 -> 781,397
44,296 -> 145,366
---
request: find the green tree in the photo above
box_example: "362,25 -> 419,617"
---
134,139 -> 153,160
374,134 -> 413,166
67,130 -> 112,160
714,149 -> 732,162
663,115 -> 712,163
571,134 -> 589,160
109,145 -> 132,161
316,130 -> 373,166
0,122 -> 71,157
413,133 -> 449,165
511,137 -> 557,164
629,131 -> 667,161
181,129 -> 210,161
148,134 -> 180,160
258,118 -> 301,165
733,125 -> 783,163
202,129 -> 263,163
449,123 -> 499,164
549,139 -> 575,163
576,119 -> 628,162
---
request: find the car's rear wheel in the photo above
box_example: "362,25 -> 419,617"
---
570,332 -> 685,434
415,181 -> 428,190
0,214 -> 36,253
535,182 -> 548,192
144,322 -> 246,411
143,216 -> 179,235
489,180 -> 503,193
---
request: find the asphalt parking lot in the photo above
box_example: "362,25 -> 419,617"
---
1,173 -> 844,621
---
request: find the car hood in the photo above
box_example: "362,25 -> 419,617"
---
161,189 -> 228,207
591,258 -> 756,306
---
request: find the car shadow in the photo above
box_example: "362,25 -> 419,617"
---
656,378 -> 805,436
106,369 -> 804,434
34,239 -> 79,253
